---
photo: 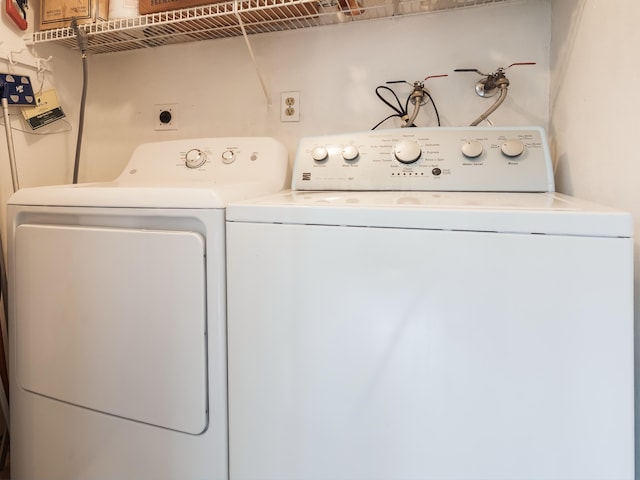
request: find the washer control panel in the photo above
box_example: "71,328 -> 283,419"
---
292,126 -> 554,192
116,137 -> 287,186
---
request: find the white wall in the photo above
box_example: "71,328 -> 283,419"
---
20,0 -> 551,184
549,1 -> 639,476
5,1 -> 640,472
1,1 -> 94,190
6,0 -> 638,472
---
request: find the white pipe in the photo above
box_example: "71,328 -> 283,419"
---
1,98 -> 19,192
234,0 -> 272,108
0,89 -> 17,434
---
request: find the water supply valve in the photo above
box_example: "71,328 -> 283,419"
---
454,62 -> 536,125
373,74 -> 447,129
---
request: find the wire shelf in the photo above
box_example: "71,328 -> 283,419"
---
28,0 -> 513,54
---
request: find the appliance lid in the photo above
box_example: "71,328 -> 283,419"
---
226,190 -> 633,238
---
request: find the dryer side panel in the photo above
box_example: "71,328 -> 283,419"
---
15,224 -> 208,435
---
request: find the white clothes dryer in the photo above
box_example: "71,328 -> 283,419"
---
7,137 -> 287,480
225,127 -> 634,480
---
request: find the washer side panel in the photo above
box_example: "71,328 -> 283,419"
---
227,221 -> 634,480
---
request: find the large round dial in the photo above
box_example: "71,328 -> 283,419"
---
393,140 -> 422,164
501,139 -> 525,158
185,148 -> 207,168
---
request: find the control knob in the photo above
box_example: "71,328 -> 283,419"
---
393,140 -> 422,164
185,148 -> 207,168
221,150 -> 236,164
342,145 -> 359,161
501,139 -> 525,158
461,140 -> 483,159
311,146 -> 329,162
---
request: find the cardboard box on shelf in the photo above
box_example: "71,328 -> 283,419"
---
39,0 -> 109,30
138,0 -> 220,15
139,0 -> 318,18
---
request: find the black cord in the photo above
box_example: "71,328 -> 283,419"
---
71,17 -> 89,184
372,83 -> 442,129
73,53 -> 88,184
371,113 -> 403,130
372,85 -> 409,130
375,85 -> 406,118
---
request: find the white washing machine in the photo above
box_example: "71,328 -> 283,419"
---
226,127 -> 634,480
7,137 -> 287,480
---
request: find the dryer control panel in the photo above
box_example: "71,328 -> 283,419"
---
9,137 -> 289,209
292,126 -> 554,192
116,136 -> 288,188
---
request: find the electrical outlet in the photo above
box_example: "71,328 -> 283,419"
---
154,103 -> 178,130
280,91 -> 300,122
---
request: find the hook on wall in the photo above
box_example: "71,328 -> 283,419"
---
8,48 -> 24,65
0,48 -> 52,72
35,56 -> 53,72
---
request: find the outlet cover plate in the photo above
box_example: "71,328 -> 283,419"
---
280,91 -> 300,122
154,103 -> 178,130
